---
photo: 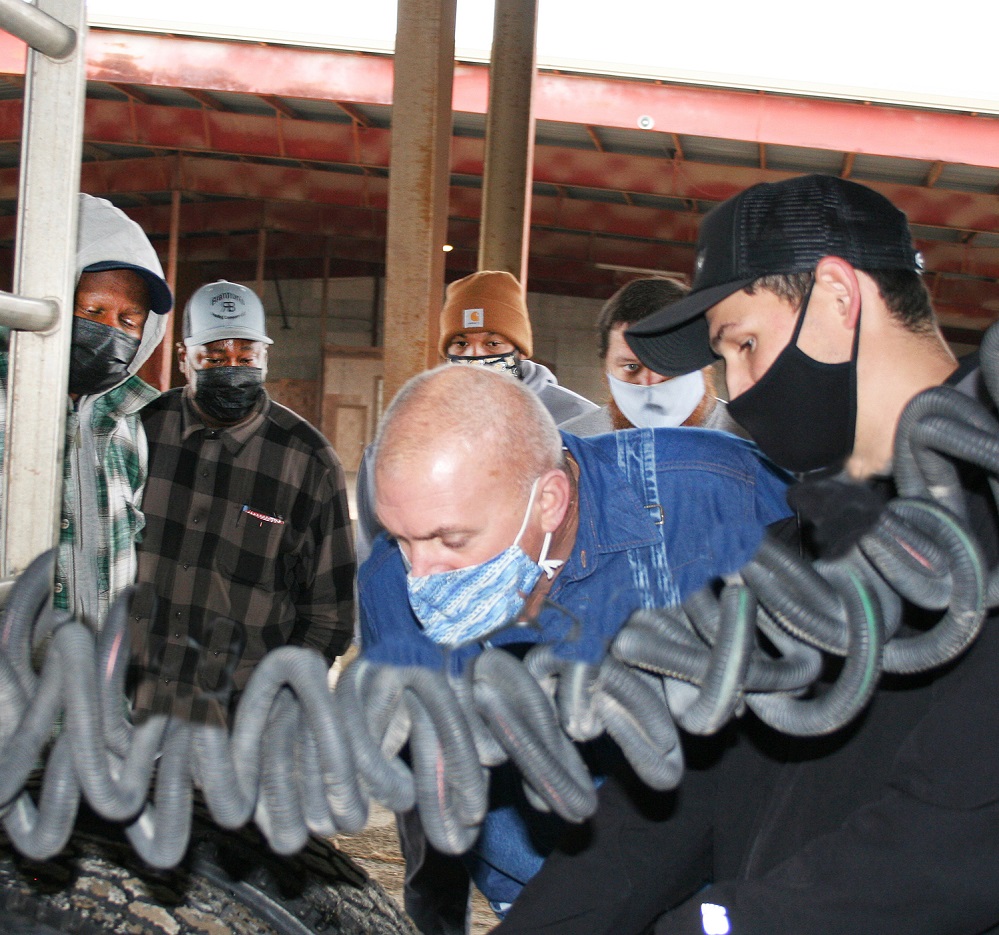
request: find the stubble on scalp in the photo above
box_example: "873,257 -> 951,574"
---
374,365 -> 563,495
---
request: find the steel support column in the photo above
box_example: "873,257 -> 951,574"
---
382,0 -> 456,404
477,0 -> 538,280
317,244 -> 330,427
255,226 -> 267,298
138,188 -> 180,390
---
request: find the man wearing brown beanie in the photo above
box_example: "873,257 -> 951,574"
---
355,270 -> 598,565
437,270 -> 598,425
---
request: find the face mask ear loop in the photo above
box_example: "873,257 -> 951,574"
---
789,276 -> 816,347
849,302 -> 863,362
513,478 -> 563,579
513,478 -> 540,548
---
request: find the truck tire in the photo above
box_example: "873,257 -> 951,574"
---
0,805 -> 417,935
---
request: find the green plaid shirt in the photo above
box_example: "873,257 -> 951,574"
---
57,376 -> 159,626
0,334 -> 157,629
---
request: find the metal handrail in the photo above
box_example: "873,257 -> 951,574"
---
0,0 -> 75,60
0,291 -> 59,332
0,0 -> 86,580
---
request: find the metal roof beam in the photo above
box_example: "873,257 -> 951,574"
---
0,30 -> 994,169
2,99 -> 997,242
2,152 -> 997,249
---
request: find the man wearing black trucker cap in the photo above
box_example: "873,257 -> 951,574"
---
496,175 -> 999,934
626,173 -> 956,479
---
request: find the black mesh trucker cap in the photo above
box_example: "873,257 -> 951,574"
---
625,174 -> 924,376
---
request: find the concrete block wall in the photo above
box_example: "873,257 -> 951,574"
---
256,277 -> 381,382
527,290 -> 606,406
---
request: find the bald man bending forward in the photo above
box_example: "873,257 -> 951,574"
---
356,365 -> 793,933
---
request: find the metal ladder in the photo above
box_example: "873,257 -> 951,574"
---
0,0 -> 86,601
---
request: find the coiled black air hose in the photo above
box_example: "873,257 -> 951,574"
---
2,325 -> 999,870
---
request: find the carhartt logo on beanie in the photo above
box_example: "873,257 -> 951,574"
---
439,270 -> 533,358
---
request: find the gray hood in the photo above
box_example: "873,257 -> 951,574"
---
519,357 -> 559,394
75,193 -> 171,387
519,358 -> 599,426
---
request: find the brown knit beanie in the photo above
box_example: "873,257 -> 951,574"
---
438,270 -> 533,359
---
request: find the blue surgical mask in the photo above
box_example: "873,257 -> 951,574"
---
406,479 -> 562,646
607,369 -> 705,429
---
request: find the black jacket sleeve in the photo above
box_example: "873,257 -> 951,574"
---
652,610 -> 999,935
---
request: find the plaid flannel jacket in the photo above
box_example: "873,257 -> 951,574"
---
0,337 -> 155,629
131,388 -> 356,724
59,378 -> 157,624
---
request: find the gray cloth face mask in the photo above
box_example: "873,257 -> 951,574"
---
607,369 -> 705,428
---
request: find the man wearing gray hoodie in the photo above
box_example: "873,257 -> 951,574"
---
0,193 -> 172,632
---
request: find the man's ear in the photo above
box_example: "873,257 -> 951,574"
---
814,256 -> 862,331
176,343 -> 192,381
538,468 -> 571,533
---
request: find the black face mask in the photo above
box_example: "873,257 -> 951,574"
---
727,282 -> 860,476
68,317 -> 140,396
194,366 -> 264,424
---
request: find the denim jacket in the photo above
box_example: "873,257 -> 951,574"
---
358,426 -> 792,670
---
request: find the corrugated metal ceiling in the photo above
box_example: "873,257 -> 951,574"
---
0,27 -> 995,343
